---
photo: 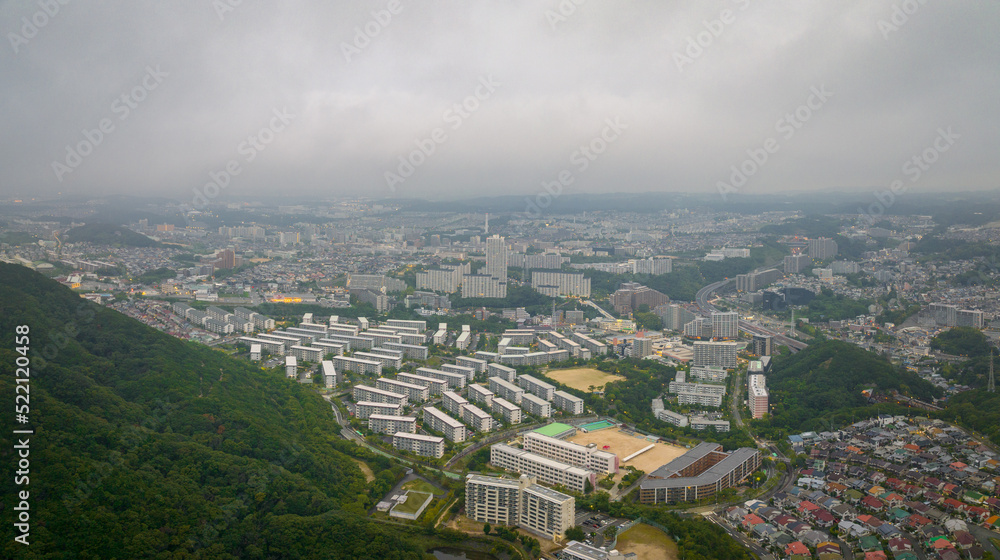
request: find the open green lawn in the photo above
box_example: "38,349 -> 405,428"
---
393,491 -> 433,515
402,479 -> 441,495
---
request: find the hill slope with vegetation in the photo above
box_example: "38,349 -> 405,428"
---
759,340 -> 942,436
0,264 -> 423,559
63,223 -> 162,247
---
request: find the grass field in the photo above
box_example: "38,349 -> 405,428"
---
615,523 -> 679,560
546,368 -> 625,392
567,430 -> 687,473
403,478 -> 441,495
393,491 -> 432,515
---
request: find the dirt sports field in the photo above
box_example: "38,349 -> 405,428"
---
546,367 -> 625,391
615,523 -> 680,560
567,429 -> 687,473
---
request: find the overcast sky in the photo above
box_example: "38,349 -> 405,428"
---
1,0 -> 997,204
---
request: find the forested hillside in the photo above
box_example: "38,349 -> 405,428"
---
0,264 -> 422,559
63,223 -> 162,247
759,340 -> 942,435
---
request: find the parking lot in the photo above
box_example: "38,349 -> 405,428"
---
573,512 -> 629,548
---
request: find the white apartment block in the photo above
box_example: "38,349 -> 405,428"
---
490,444 -> 595,493
711,311 -> 739,339
368,414 -> 417,435
377,378 -> 430,403
355,351 -> 403,370
239,337 -> 284,355
461,403 -> 495,432
285,356 -> 297,379
465,475 -> 522,526
355,401 -> 402,419
668,381 -> 726,396
455,330 -> 471,350
530,271 -> 591,298
312,341 -> 346,357
520,393 -> 552,419
327,323 -> 360,336
250,344 -> 262,361
365,346 -> 405,360
465,474 -> 575,540
442,391 -> 469,416
359,331 -> 402,347
353,385 -> 408,406
475,351 -> 500,363
519,482 -> 575,540
325,334 -> 373,350
386,319 -> 426,332
467,384 -> 494,407
383,342 -> 429,360
423,406 -> 468,442
290,345 -> 323,363
487,363 -> 517,382
500,352 -> 556,367
657,408 -> 689,427
456,356 -> 487,374
461,274 -> 507,299
524,432 -> 618,474
491,397 -> 522,424
489,376 -> 524,404
417,267 -> 464,293
690,416 -> 731,432
571,332 -> 608,355
689,365 -> 728,383
517,375 -> 556,401
692,341 -> 738,369
334,355 -> 383,376
676,391 -> 724,407
442,363 -> 476,381
501,329 -> 536,345
393,432 -> 445,458
321,360 -> 338,388
396,372 -> 446,395
433,324 -> 447,345
748,373 -> 769,419
552,390 -> 584,415
416,367 -> 466,389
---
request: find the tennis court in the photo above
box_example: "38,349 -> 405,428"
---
580,419 -> 616,432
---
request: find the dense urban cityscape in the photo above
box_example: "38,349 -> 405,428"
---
2,192 -> 1000,560
2,2 -> 999,559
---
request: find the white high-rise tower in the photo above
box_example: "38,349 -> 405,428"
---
486,234 -> 507,282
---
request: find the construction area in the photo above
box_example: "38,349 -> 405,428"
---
567,429 -> 687,474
